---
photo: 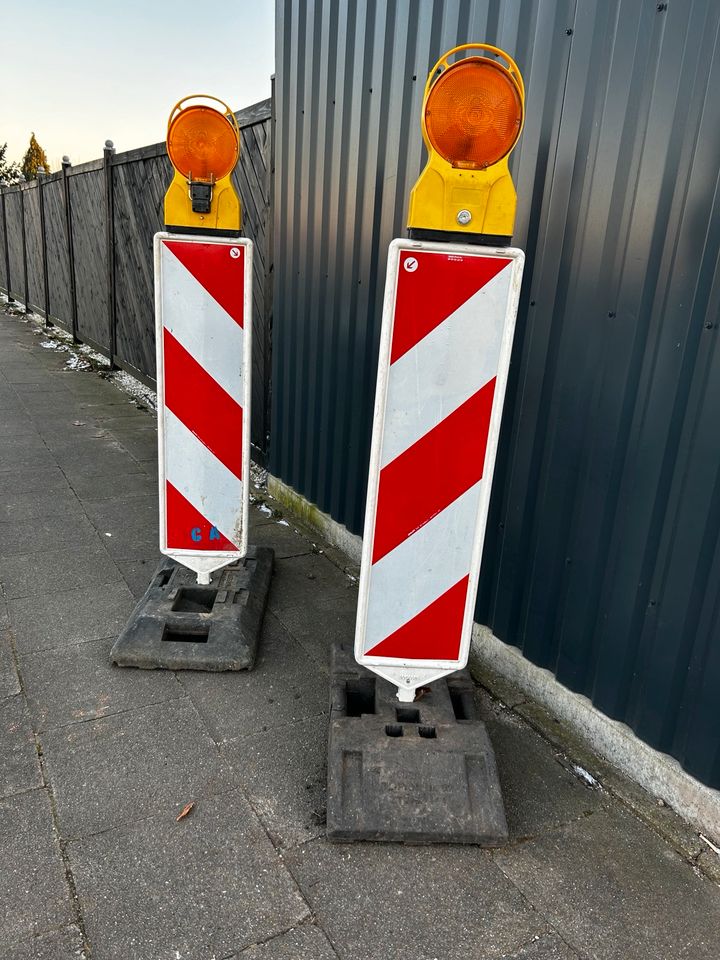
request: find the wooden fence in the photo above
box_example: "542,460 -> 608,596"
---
0,98 -> 273,460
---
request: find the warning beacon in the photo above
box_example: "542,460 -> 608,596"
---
155,96 -> 253,584
355,45 -> 526,700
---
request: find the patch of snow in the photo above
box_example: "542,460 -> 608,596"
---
571,764 -> 600,788
66,354 -> 91,371
276,519 -> 290,527
250,462 -> 268,487
258,503 -> 272,516
109,370 -> 157,410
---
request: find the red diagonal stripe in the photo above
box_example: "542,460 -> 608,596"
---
166,481 -> 238,551
366,576 -> 468,659
163,329 -> 243,480
372,378 -> 496,564
163,240 -> 245,327
392,252 -> 511,363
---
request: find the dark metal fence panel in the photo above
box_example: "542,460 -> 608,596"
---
23,184 -> 45,315
68,165 -> 108,349
111,150 -> 168,376
4,190 -> 24,301
274,0 -> 720,787
43,175 -> 73,326
231,114 -> 272,458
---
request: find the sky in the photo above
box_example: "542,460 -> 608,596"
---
0,0 -> 275,169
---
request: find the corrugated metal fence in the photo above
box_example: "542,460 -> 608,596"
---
273,0 -> 720,787
0,99 -> 273,458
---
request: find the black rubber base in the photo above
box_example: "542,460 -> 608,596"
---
110,546 -> 274,671
327,643 -> 508,845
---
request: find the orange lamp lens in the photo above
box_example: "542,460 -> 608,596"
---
425,58 -> 522,169
167,105 -> 238,181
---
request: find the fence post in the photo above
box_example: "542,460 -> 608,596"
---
37,170 -> 51,326
1,186 -> 13,303
264,76 -> 276,461
20,188 -> 29,312
103,140 -> 117,368
61,156 -> 78,341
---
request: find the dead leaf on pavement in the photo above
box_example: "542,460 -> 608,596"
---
176,801 -> 195,822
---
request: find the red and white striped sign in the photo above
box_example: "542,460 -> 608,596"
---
154,233 -> 252,582
355,239 -> 524,699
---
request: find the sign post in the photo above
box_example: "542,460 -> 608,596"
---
112,96 -> 273,672
328,45 -> 526,843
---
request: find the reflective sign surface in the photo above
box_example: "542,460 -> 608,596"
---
154,233 -> 253,580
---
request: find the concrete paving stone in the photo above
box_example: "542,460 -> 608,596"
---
102,415 -> 156,435
18,397 -> 84,419
0,542 -> 123,599
68,789 -> 309,960
42,697 -> 226,838
486,711 -> 602,841
76,400 -> 147,419
9,580 -> 135,654
39,423 -> 111,447
0,513 -> 100,560
0,485 -> 85,523
0,630 -> 21,699
499,934 -> 581,959
0,695 -> 43,798
273,594 -> 357,672
0,434 -> 55,466
2,367 -> 72,385
0,417 -> 38,439
82,495 -> 159,560
61,374 -> 123,398
0,465 -> 71,497
180,611 -> 328,743
251,519 -> 317,559
113,557 -> 158,599
53,438 -> 144,479
269,553 -> 359,618
232,924 -> 339,959
69,469 -> 157,502
104,432 -> 157,462
221,714 -> 328,848
21,637 -> 185,731
284,840 -> 544,960
493,807 -> 720,960
0,923 -> 86,960
0,790 -> 73,944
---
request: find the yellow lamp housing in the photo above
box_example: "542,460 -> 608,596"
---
164,94 -> 242,235
407,43 -> 525,241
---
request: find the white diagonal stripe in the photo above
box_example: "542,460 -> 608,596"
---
362,482 -> 482,653
381,264 -> 512,467
164,409 -> 244,546
161,243 -> 244,406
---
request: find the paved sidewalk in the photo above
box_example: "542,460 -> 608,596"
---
1,304 -> 719,960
